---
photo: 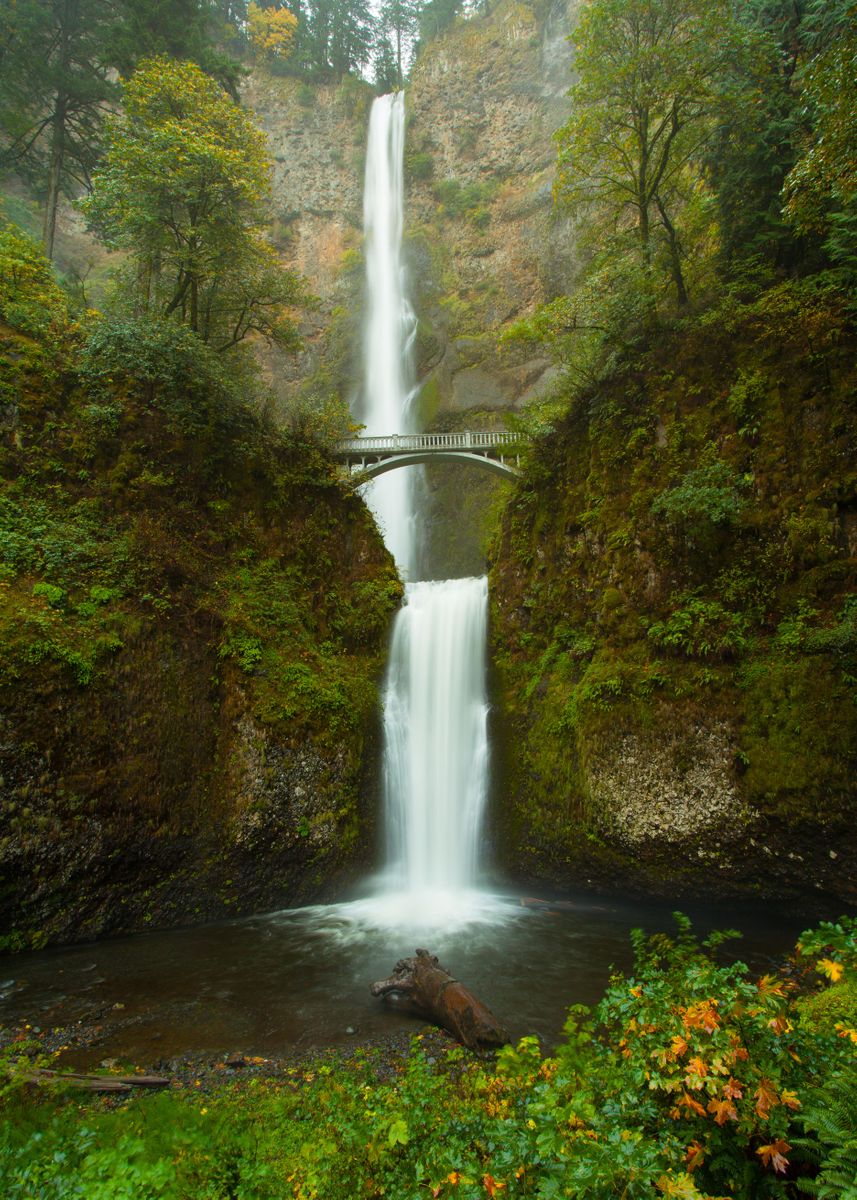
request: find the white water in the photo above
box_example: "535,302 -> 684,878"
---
360,92 -> 419,578
356,94 -> 502,928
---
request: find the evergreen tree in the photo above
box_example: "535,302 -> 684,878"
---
377,0 -> 420,88
704,0 -> 808,273
374,34 -> 399,93
415,0 -> 463,51
0,0 -> 117,260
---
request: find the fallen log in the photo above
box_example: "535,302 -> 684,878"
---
370,948 -> 508,1049
22,1069 -> 170,1092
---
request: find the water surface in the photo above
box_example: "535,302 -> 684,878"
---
0,889 -> 807,1067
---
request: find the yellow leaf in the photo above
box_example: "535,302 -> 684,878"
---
817,958 -> 844,982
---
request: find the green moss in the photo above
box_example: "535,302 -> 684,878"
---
797,979 -> 857,1035
490,278 -> 857,897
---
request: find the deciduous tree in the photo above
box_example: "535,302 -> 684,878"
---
555,0 -> 741,307
80,57 -> 305,352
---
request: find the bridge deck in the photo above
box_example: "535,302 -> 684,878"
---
337,431 -> 522,454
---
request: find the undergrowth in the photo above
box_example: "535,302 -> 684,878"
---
1,917 -> 855,1199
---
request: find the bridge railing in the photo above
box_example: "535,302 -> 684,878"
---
337,431 -> 523,454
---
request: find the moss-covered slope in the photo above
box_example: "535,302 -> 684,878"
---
489,279 -> 857,903
0,250 -> 400,951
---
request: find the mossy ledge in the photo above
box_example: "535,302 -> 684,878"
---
0,285 -> 401,951
489,278 -> 857,905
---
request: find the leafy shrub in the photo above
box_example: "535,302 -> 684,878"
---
80,316 -> 250,436
0,224 -> 71,339
648,593 -> 751,659
652,455 -> 748,539
405,150 -> 434,181
1,917 -> 855,1199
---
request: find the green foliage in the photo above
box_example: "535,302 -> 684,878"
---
0,225 -> 73,339
794,1065 -> 857,1199
435,177 -> 496,222
80,57 -> 306,354
405,149 -> 435,181
647,594 -> 750,660
80,315 -> 251,437
555,0 -> 742,309
783,21 -> 857,273
652,457 -> 747,539
2,918 -> 854,1198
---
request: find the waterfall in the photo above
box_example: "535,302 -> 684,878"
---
358,94 -> 493,922
360,93 -> 419,578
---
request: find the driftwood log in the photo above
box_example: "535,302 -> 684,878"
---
22,1069 -> 170,1093
370,949 -> 508,1049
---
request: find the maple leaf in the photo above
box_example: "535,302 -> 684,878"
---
686,1056 -> 709,1081
835,1022 -> 857,1045
767,1015 -> 792,1035
817,958 -> 844,982
757,974 -> 787,999
755,1078 -> 780,1120
685,1140 -> 705,1171
671,1034 -> 690,1059
757,1139 -> 791,1173
483,1175 -> 506,1196
682,1000 -> 720,1034
780,1088 -> 801,1110
707,1096 -> 738,1125
723,1077 -> 744,1100
681,1091 -> 707,1117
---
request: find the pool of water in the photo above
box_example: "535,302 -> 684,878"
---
0,887 -> 814,1067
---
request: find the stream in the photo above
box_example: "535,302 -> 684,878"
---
0,890 -> 806,1068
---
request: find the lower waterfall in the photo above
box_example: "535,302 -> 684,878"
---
381,577 -> 490,903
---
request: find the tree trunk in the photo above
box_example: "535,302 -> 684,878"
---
371,949 -> 508,1049
655,194 -> 689,307
43,96 -> 68,262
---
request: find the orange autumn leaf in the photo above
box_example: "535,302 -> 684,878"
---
757,974 -> 787,999
483,1175 -> 505,1196
681,1091 -> 707,1117
707,1096 -> 738,1125
671,1035 -> 690,1059
755,1078 -> 780,1120
682,1000 -> 720,1034
757,1139 -> 791,1174
686,1056 -> 709,1080
685,1140 -> 705,1171
768,1015 -> 792,1035
817,958 -> 844,983
447,1172 -> 461,1185
780,1088 -> 801,1111
723,1077 -> 744,1100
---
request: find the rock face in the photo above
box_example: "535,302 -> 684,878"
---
404,0 -> 579,419
489,283 -> 857,905
0,306 -> 401,950
249,1 -> 580,423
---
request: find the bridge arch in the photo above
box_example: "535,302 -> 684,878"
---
336,431 -> 524,481
354,450 -> 519,481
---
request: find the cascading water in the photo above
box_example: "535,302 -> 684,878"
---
357,94 -> 496,925
360,93 -> 419,578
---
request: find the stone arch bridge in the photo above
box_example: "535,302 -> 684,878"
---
335,431 -> 524,480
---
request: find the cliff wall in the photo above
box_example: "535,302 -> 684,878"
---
489,281 -> 857,905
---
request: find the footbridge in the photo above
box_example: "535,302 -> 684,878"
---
336,431 -> 524,480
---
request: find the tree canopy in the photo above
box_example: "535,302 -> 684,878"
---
80,57 -> 305,352
554,0 -> 742,308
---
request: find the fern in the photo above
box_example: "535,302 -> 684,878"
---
795,1065 -> 857,1198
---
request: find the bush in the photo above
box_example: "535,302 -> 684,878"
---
2,917 -> 854,1199
80,316 -> 251,437
652,455 -> 748,535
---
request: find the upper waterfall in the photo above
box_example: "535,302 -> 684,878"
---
360,92 -> 419,577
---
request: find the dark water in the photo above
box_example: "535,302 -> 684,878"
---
0,887 -> 817,1068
